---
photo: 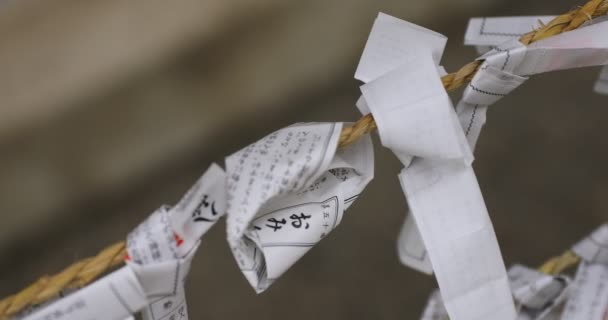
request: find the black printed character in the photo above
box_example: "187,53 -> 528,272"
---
290,213 -> 311,229
265,218 -> 287,232
192,194 -> 218,222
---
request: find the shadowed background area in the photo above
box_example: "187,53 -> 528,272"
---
0,0 -> 606,318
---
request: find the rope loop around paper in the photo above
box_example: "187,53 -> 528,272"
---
1,0 -> 607,318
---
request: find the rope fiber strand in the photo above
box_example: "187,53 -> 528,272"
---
2,0 -> 607,318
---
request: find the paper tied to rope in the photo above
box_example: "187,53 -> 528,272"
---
358,65 -> 450,277
508,265 -> 571,320
465,15 -> 608,95
464,16 -> 556,55
356,13 -> 515,320
419,290 -> 448,320
455,39 -> 529,149
225,122 -> 374,293
596,66 -> 608,94
572,224 -> 608,264
561,261 -> 608,320
558,224 -> 608,320
132,164 -> 226,320
419,264 -> 571,320
21,165 -> 227,320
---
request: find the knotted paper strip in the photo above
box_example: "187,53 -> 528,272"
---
397,214 -> 433,275
465,16 -> 556,54
354,17 -> 451,275
456,38 -> 529,149
561,262 -> 608,320
356,14 -> 515,320
226,122 -> 374,293
22,165 -> 226,320
465,16 -> 608,94
508,265 -> 570,320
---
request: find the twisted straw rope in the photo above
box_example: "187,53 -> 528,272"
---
1,1 -> 606,318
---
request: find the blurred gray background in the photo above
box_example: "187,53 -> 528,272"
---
0,0 -> 606,318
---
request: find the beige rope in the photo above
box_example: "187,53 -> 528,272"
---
538,250 -> 582,275
2,1 -> 606,318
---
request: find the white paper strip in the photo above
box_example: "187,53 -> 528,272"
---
420,290 -> 449,320
128,206 -> 188,320
595,66 -> 608,95
464,16 -> 608,93
226,122 -> 374,293
509,264 -> 571,320
465,16 -> 555,48
456,49 -> 529,148
170,164 -> 227,256
140,286 -> 188,320
355,13 -> 446,83
400,159 -> 514,320
561,262 -> 608,320
572,224 -> 608,265
420,264 -> 571,320
20,253 -> 195,320
360,56 -> 472,167
512,21 -> 608,75
23,165 -> 226,320
421,264 -> 571,320
138,165 -> 226,320
22,267 -> 148,320
357,14 -> 514,320
397,214 -> 433,275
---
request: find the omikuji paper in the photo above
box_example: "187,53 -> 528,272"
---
464,16 -> 608,93
356,13 -> 514,320
420,264 -> 571,320
130,206 -> 190,320
464,16 -> 555,54
595,65 -> 608,94
420,290 -> 449,320
170,164 -> 227,257
397,214 -> 433,275
572,224 -> 608,264
226,122 -> 373,293
508,265 -> 570,320
22,166 -> 227,320
562,262 -> 608,320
